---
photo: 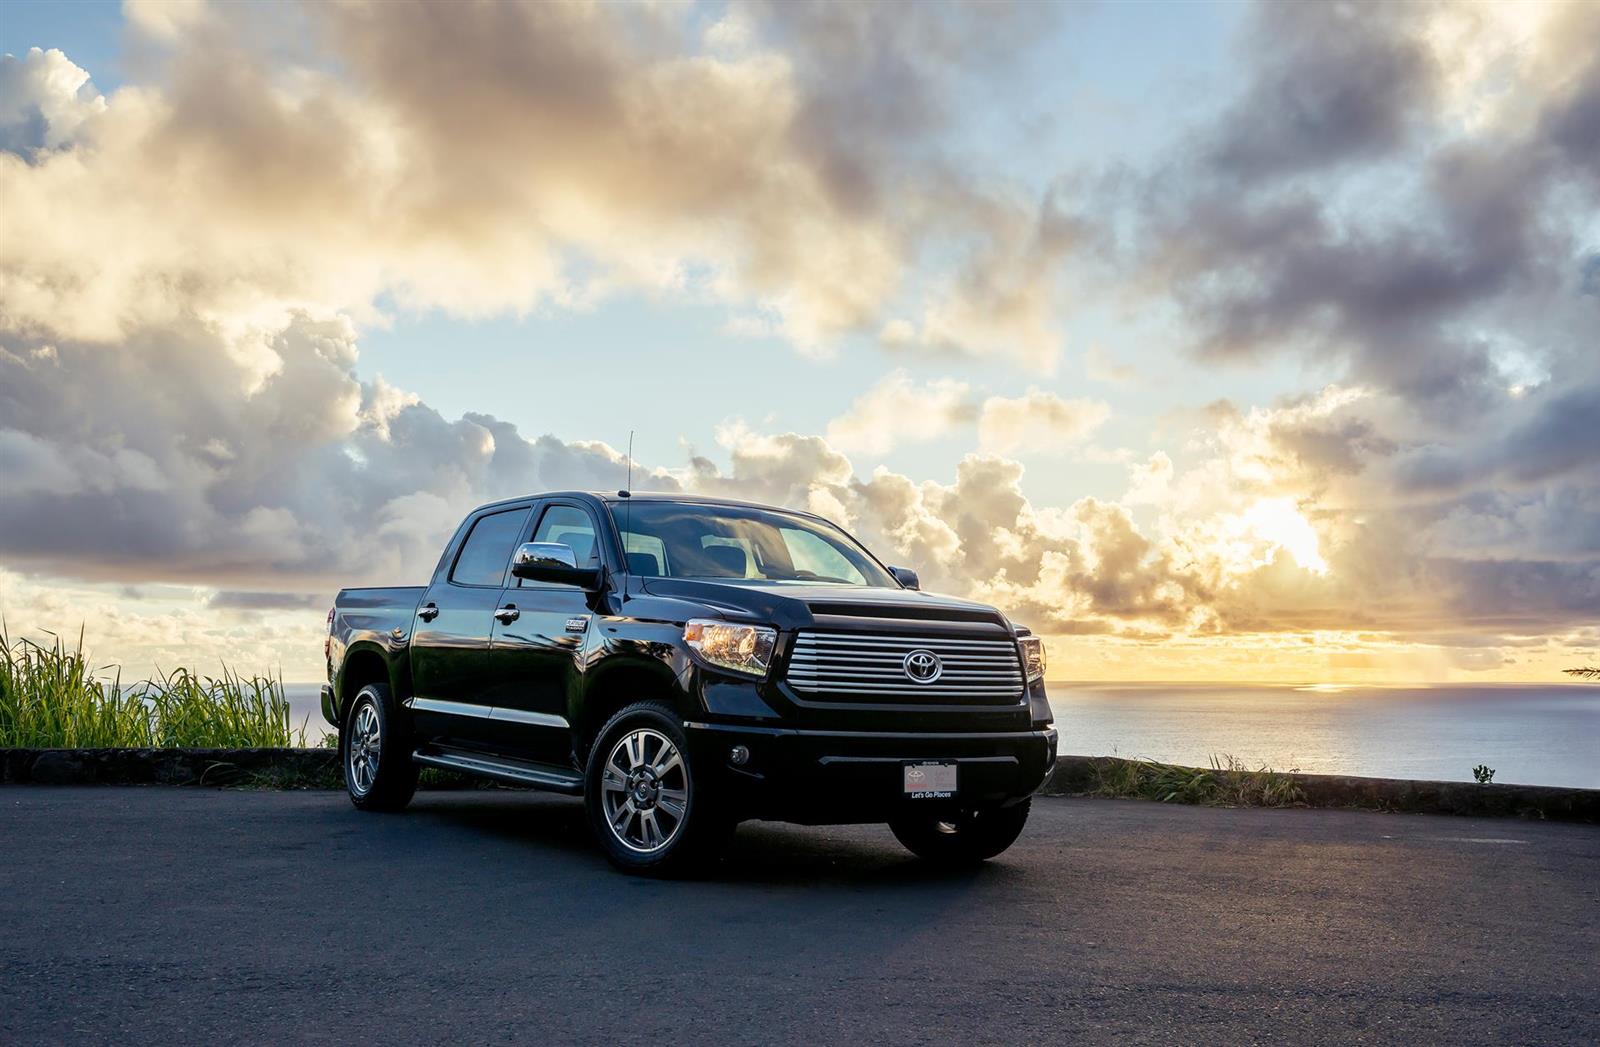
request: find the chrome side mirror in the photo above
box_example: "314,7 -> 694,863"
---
511,542 -> 600,589
890,566 -> 920,590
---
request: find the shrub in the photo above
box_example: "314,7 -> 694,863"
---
1089,754 -> 1305,807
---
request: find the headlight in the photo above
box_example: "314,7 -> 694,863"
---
684,619 -> 777,678
1018,635 -> 1046,682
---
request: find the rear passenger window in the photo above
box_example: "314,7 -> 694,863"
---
450,509 -> 529,587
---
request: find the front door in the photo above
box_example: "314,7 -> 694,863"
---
409,505 -> 531,747
484,502 -> 601,766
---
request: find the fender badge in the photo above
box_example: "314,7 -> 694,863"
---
565,616 -> 590,633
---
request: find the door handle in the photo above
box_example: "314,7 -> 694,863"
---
417,603 -> 439,622
494,604 -> 520,624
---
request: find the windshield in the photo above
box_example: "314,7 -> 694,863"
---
611,501 -> 897,587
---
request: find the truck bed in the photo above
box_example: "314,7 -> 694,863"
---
334,585 -> 425,633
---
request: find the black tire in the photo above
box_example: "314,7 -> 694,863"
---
889,800 -> 1032,866
584,702 -> 732,876
342,683 -> 418,812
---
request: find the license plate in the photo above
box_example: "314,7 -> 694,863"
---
903,762 -> 957,799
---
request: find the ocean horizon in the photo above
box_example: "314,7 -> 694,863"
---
286,681 -> 1600,790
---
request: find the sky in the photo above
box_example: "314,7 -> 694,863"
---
0,0 -> 1596,684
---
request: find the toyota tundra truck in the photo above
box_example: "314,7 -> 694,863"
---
323,491 -> 1056,874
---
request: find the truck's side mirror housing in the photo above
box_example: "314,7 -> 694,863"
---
511,542 -> 602,590
890,566 -> 920,590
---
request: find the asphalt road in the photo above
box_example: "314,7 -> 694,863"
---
2,788 -> 1596,1045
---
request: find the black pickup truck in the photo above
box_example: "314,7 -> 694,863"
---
323,491 -> 1055,874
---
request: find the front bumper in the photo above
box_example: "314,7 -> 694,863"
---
685,720 -> 1058,824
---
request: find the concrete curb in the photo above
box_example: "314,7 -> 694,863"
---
1043,754 -> 1600,823
3,748 -> 1597,822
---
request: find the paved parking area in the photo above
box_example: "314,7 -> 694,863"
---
2,787 -> 1596,1044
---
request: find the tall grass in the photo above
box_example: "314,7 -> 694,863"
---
0,628 -> 307,748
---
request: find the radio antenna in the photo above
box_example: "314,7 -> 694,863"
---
620,431 -> 634,601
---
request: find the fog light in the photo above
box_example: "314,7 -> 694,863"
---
729,745 -> 750,766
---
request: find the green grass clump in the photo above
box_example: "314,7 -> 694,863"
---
0,628 -> 307,749
1090,754 -> 1306,808
0,629 -> 152,747
143,666 -> 302,748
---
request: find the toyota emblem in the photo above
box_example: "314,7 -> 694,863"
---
902,649 -> 943,684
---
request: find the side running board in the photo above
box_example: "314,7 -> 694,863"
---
412,748 -> 585,795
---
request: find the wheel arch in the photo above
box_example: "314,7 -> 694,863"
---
338,643 -> 396,725
578,657 -> 688,762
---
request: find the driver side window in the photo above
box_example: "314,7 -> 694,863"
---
531,505 -> 599,567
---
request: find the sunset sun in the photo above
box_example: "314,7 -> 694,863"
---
1238,498 -> 1329,576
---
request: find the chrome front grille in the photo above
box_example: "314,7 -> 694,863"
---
785,631 -> 1025,704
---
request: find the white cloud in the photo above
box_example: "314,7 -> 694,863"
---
976,391 -> 1109,455
0,5 -> 1075,363
0,47 -> 106,153
123,0 -> 213,43
824,370 -> 972,455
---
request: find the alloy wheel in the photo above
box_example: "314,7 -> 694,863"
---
600,728 -> 689,853
347,701 -> 381,796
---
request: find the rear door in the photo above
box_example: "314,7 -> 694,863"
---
483,500 -> 602,765
409,505 -> 532,746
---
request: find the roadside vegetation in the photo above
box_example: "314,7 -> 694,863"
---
1085,754 -> 1306,807
0,628 -> 311,748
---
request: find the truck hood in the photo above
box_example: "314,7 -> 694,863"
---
631,577 -> 1013,631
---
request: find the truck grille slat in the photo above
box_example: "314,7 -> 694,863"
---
785,631 -> 1025,705
788,668 -> 1023,681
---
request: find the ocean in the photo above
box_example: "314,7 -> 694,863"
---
286,682 -> 1600,789
1048,683 -> 1598,789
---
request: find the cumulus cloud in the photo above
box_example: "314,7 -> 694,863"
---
0,3 -> 1078,362
0,0 -> 1073,594
824,370 -> 973,455
2,0 -> 1596,682
1077,0 -> 1600,653
686,431 -> 1200,635
1203,2 -> 1437,179
826,374 -> 1112,459
1113,1 -> 1599,415
977,391 -> 1109,455
0,314 -> 659,589
123,0 -> 212,42
0,48 -> 106,155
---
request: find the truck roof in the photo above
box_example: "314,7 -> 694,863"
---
469,490 -> 830,522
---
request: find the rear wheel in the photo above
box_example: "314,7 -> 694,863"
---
343,683 -> 418,812
889,800 -> 1031,866
584,702 -> 732,876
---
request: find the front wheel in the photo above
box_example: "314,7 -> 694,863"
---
343,683 -> 418,812
889,800 -> 1031,866
584,702 -> 732,876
